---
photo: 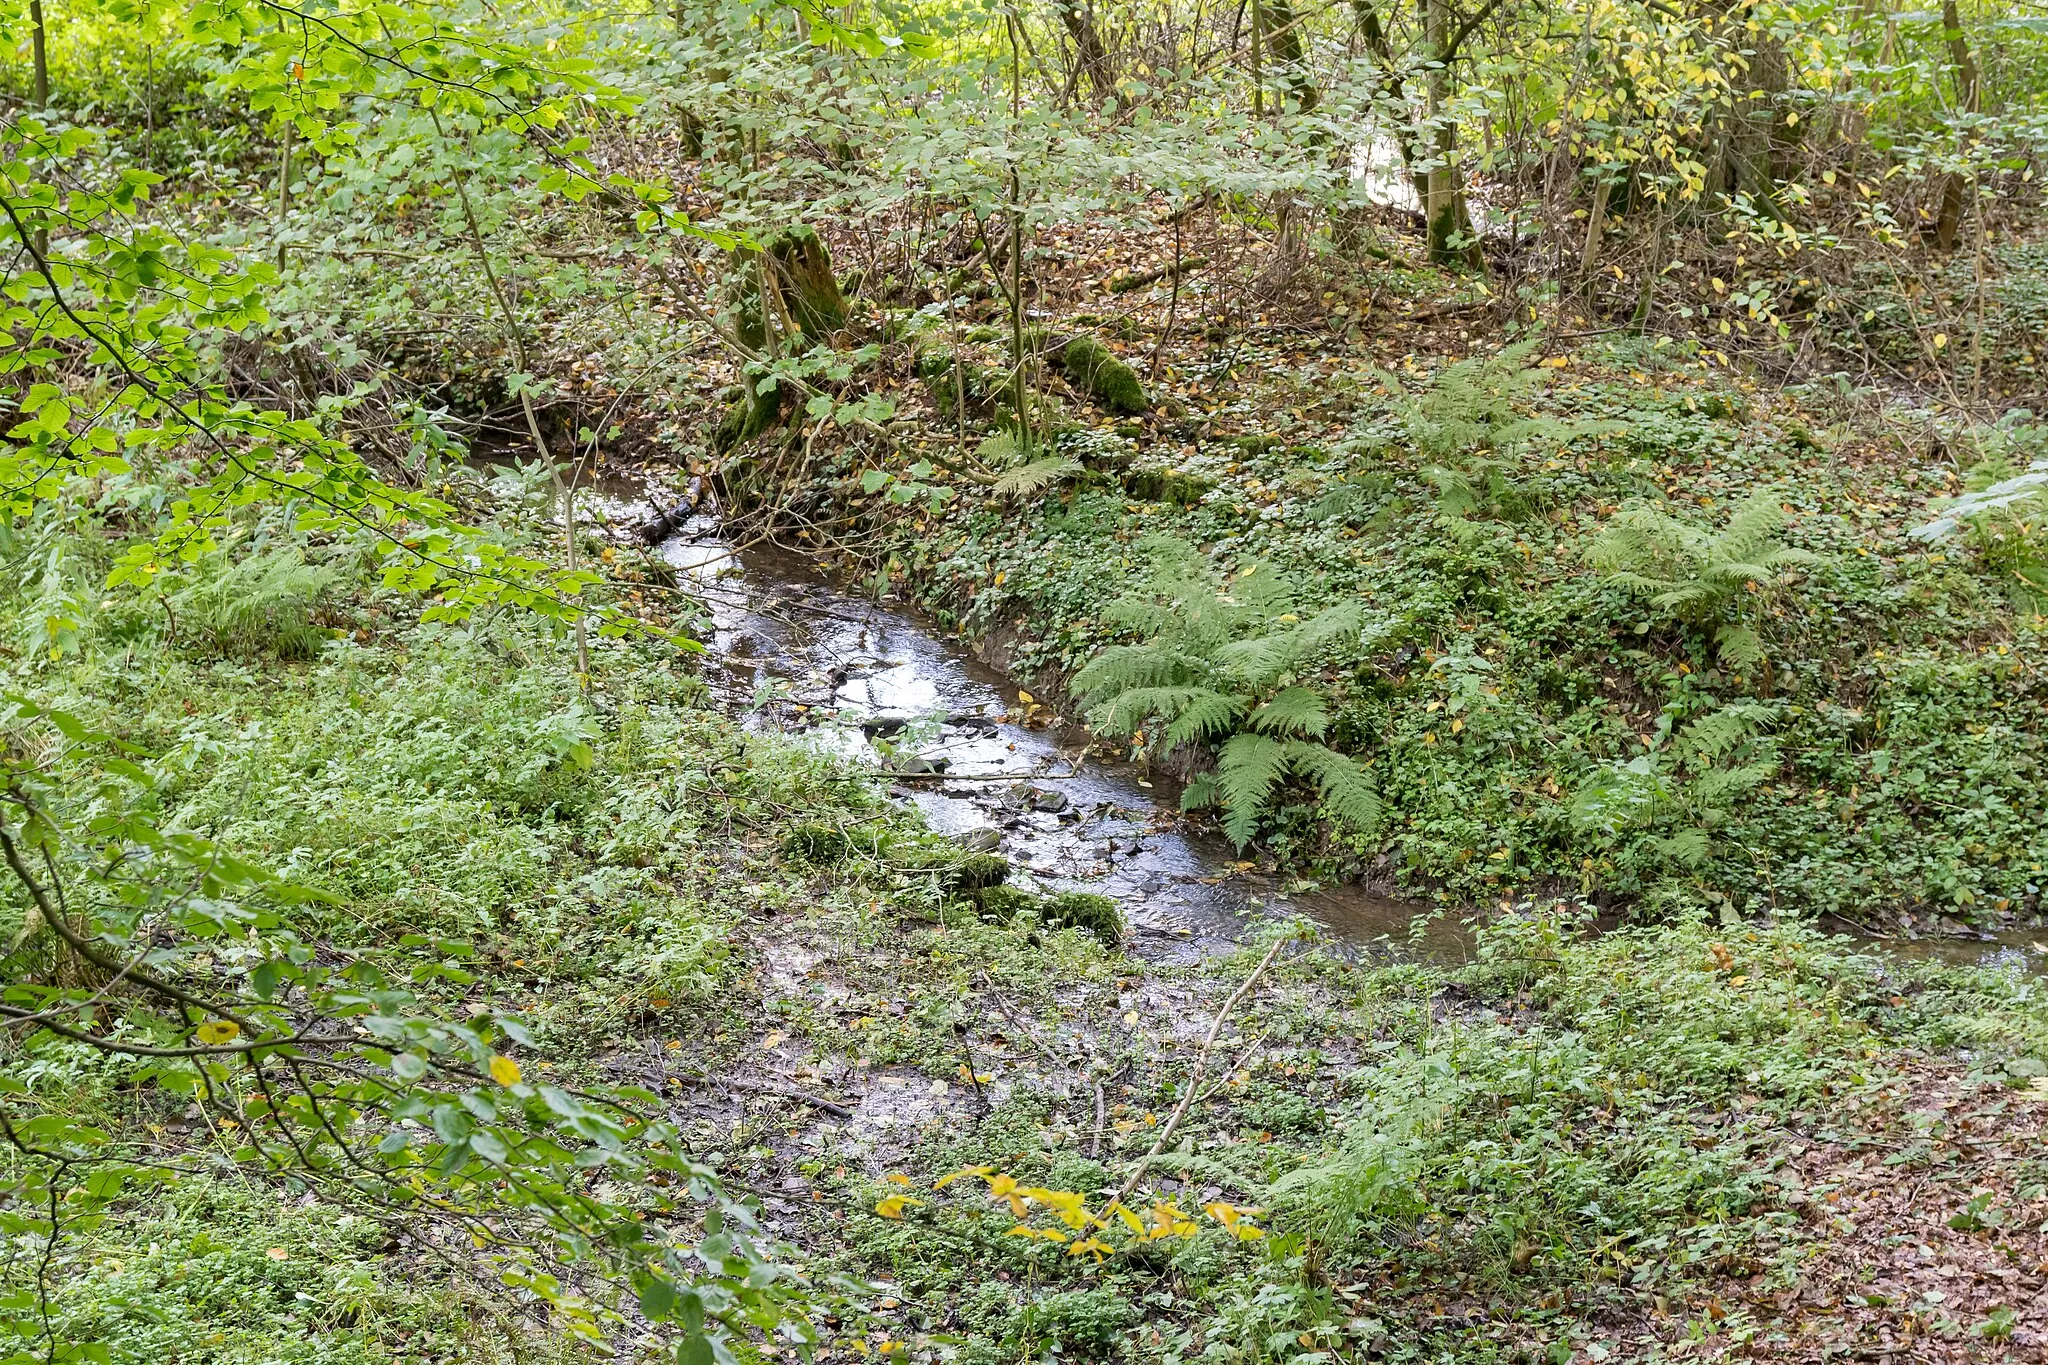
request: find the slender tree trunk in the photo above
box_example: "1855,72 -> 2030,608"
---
1262,0 -> 1318,113
1580,174 -> 1612,279
1054,0 -> 1115,105
1932,0 -> 1980,251
276,120 -> 293,267
1251,0 -> 1264,119
30,1 -> 48,258
1421,0 -> 1481,268
1352,1 -> 1431,210
30,0 -> 48,110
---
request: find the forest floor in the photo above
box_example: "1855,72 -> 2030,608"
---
15,208 -> 2048,1365
15,537 -> 2048,1365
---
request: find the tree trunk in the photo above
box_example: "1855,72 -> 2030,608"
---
30,0 -> 48,110
1422,0 -> 1482,268
1055,0 -> 1115,105
1710,7 -> 1790,214
1352,1 -> 1432,211
1262,0 -> 1319,113
1580,173 -> 1612,286
1932,0 -> 1980,251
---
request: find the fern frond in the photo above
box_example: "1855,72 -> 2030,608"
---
992,455 -> 1082,499
1691,760 -> 1777,807
171,549 -> 334,659
1090,686 -> 1203,737
1423,465 -> 1479,520
1712,625 -> 1764,670
1653,828 -> 1712,869
1179,773 -> 1222,812
1284,742 -> 1381,832
1290,601 -> 1368,654
1248,687 -> 1329,738
1162,689 -> 1249,744
1714,491 -> 1786,563
1678,702 -> 1774,764
1217,732 -> 1289,848
1649,584 -> 1716,613
1212,634 -> 1294,688
1072,642 -> 1185,704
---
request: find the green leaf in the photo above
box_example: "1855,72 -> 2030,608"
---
1217,733 -> 1289,848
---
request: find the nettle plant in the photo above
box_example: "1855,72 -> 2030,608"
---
1073,536 -> 1381,848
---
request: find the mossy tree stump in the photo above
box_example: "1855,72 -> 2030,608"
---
735,223 -> 850,352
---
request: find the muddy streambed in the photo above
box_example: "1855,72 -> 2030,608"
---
658,530 -> 1451,964
553,464 -> 2042,976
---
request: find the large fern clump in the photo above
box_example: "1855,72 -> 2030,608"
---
1570,701 -> 1781,876
1071,536 -> 1381,848
1586,490 -> 1818,668
170,548 -> 337,660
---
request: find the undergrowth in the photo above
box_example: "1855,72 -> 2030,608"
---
885,338 -> 2048,924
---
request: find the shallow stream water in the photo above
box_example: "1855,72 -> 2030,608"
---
565,465 -> 2042,976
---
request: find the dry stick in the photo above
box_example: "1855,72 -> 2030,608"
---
1113,936 -> 1285,1205
1147,216 -> 1185,382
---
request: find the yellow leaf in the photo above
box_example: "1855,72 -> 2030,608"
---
935,1165 -> 993,1189
489,1055 -> 523,1086
1932,333 -> 1948,350
874,1195 -> 922,1219
1066,1236 -> 1114,1260
195,1020 -> 241,1046
885,1172 -> 912,1186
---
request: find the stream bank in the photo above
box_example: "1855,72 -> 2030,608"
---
564,459 -> 2045,977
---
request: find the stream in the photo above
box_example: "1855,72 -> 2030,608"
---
554,463 -> 2043,976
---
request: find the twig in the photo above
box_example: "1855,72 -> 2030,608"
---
1114,936 -> 1285,1204
690,1072 -> 854,1118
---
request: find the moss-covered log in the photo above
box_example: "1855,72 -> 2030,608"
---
1048,333 -> 1149,415
1123,465 -> 1214,505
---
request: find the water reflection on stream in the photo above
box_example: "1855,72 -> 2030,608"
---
570,467 -> 2040,975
